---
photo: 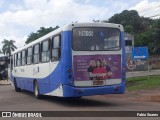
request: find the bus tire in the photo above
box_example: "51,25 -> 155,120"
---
14,79 -> 21,92
34,81 -> 42,99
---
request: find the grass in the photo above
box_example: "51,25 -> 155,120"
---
126,75 -> 160,91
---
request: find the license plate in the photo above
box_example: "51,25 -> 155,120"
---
93,80 -> 104,85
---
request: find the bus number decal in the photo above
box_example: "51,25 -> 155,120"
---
79,31 -> 93,37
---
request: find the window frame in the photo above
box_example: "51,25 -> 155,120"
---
17,52 -> 22,67
33,43 -> 40,64
41,39 -> 50,63
51,35 -> 61,62
21,50 -> 26,66
14,53 -> 17,67
72,27 -> 121,51
26,47 -> 33,65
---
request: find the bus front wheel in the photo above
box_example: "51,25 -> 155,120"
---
34,81 -> 42,99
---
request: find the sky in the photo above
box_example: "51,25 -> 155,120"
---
0,0 -> 160,51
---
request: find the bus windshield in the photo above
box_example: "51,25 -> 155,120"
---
73,27 -> 121,51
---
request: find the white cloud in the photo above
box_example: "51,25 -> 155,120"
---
0,0 -> 110,30
130,0 -> 148,10
2,0 -> 160,51
0,0 -> 4,6
130,0 -> 160,18
0,0 -> 111,50
0,0 -> 110,28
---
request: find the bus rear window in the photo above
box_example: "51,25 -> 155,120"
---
73,27 -> 121,51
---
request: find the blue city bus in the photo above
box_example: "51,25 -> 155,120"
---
10,23 -> 126,98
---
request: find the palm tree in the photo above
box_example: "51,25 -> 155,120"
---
2,39 -> 17,56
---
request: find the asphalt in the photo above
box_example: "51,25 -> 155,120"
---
0,84 -> 160,120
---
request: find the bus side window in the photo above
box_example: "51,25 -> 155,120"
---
33,44 -> 40,64
51,35 -> 61,61
27,47 -> 32,65
14,54 -> 17,67
17,52 -> 21,66
41,40 -> 50,63
11,55 -> 13,70
22,50 -> 26,66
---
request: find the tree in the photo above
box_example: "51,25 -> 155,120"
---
124,25 -> 134,34
134,19 -> 160,54
105,10 -> 158,54
0,50 -> 2,54
2,39 -> 17,56
25,26 -> 59,44
149,19 -> 160,53
108,10 -> 152,34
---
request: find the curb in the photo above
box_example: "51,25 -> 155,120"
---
0,80 -> 11,85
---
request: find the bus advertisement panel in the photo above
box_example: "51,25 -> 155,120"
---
73,55 -> 121,81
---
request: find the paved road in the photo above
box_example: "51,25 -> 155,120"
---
0,85 -> 160,120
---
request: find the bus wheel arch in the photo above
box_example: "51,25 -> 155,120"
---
33,79 -> 42,99
14,78 -> 21,92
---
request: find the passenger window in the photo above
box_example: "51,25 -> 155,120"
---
27,47 -> 32,65
33,44 -> 40,64
17,52 -> 21,66
11,55 -> 13,70
41,40 -> 50,63
22,50 -> 26,66
52,36 -> 61,61
14,54 -> 17,67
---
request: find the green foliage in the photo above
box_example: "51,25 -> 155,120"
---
134,19 -> 160,53
106,10 -> 160,54
150,19 -> 160,53
126,76 -> 160,91
2,39 -> 17,56
124,25 -> 134,34
25,26 -> 59,44
109,10 -> 153,34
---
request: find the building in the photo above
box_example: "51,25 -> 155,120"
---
125,32 -> 134,53
125,33 -> 134,71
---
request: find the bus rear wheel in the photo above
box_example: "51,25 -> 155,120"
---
14,79 -> 21,92
34,81 -> 42,99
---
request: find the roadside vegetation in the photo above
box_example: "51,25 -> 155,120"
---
126,75 -> 160,91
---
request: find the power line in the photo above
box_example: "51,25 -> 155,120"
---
37,0 -> 97,18
148,14 -> 160,18
136,2 -> 160,12
141,6 -> 160,16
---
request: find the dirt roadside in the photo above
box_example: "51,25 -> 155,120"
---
102,88 -> 160,103
0,80 -> 10,85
